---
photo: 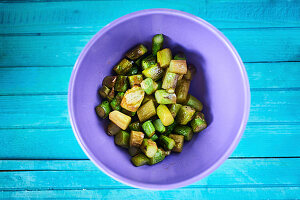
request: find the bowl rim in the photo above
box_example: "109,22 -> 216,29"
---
68,8 -> 251,190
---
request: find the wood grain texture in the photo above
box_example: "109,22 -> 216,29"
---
0,0 -> 299,35
1,187 -> 299,199
1,28 -> 299,67
0,159 -> 299,189
0,62 -> 299,95
0,124 -> 299,159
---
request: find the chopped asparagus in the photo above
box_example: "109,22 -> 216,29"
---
115,76 -> 128,92
175,78 -> 191,104
95,101 -> 111,119
155,90 -> 176,104
164,121 -> 177,135
140,139 -> 158,158
113,58 -> 133,75
173,125 -> 193,141
186,94 -> 203,111
157,48 -> 172,68
134,54 -> 147,67
107,122 -> 121,136
107,87 -> 115,102
98,85 -> 111,99
137,100 -> 156,122
153,119 -> 166,133
120,86 -> 144,112
126,65 -> 139,76
126,44 -> 148,60
176,106 -> 196,125
142,64 -> 164,81
150,134 -> 159,141
131,153 -> 149,167
174,53 -> 186,60
109,110 -> 131,130
115,92 -> 125,104
114,131 -> 130,148
130,131 -> 144,147
162,71 -> 179,93
142,120 -> 156,138
128,74 -> 143,88
169,134 -> 184,152
141,78 -> 158,95
142,55 -> 156,70
129,121 -> 141,131
169,60 -> 187,75
102,76 -> 117,89
110,98 -> 121,111
152,34 -> 164,55
191,112 -> 207,133
149,148 -> 165,165
159,135 -> 175,151
157,104 -> 174,126
168,103 -> 182,118
184,64 -> 196,80
128,146 -> 141,157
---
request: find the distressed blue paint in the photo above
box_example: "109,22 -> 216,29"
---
0,0 -> 299,198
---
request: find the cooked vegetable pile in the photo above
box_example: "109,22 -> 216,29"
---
96,34 -> 207,167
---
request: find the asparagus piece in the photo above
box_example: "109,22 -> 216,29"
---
142,120 -> 156,138
168,103 -> 182,118
162,71 -> 179,93
107,87 -> 115,102
110,98 -> 121,111
121,108 -> 136,117
169,60 -> 187,75
109,110 -> 131,130
120,86 -> 144,112
130,131 -> 144,147
141,78 -> 158,95
186,94 -> 203,111
142,55 -> 156,70
137,100 -> 156,122
153,119 -> 166,133
142,64 -> 164,81
184,64 -> 196,80
115,92 -> 125,104
174,52 -> 186,60
98,85 -> 111,99
126,44 -> 148,60
157,104 -> 174,126
131,153 -> 149,167
140,139 -> 158,158
129,121 -> 141,131
191,112 -> 207,133
164,121 -> 177,135
176,106 -> 196,125
95,101 -> 111,119
134,53 -> 148,67
152,34 -> 164,55
169,134 -> 184,152
113,58 -> 133,75
102,76 -> 117,89
150,134 -> 158,141
107,122 -> 121,136
157,48 -> 172,68
159,135 -> 175,151
126,65 -> 139,76
149,148 -> 165,165
128,146 -> 141,157
175,79 -> 191,104
114,131 -> 130,148
155,90 -> 176,104
128,74 -> 143,88
115,76 -> 128,92
173,125 -> 193,141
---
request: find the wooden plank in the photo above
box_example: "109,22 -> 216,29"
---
0,62 -> 299,95
1,187 -> 300,199
0,1 -> 299,34
0,159 -> 299,189
0,90 -> 299,129
1,28 -> 299,67
0,124 -> 299,159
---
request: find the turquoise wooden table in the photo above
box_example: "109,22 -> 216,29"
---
0,0 -> 299,199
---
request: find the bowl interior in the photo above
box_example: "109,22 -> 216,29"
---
70,10 -> 249,189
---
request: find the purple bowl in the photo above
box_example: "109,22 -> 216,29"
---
68,9 -> 250,190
